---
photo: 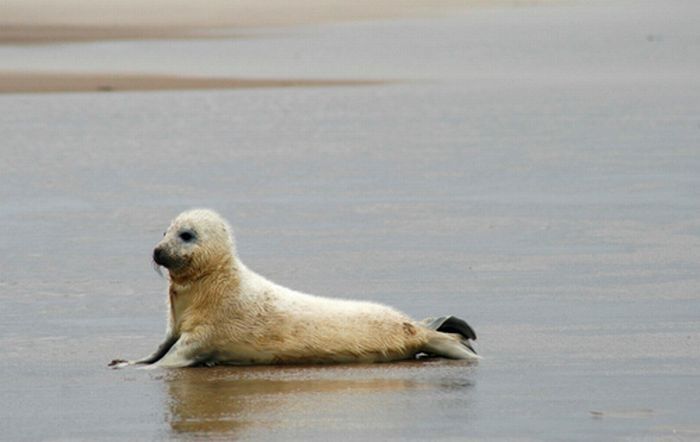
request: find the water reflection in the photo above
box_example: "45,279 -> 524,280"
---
162,361 -> 476,438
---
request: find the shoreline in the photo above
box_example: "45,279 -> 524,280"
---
0,0 -> 500,93
0,24 -> 221,45
0,72 -> 387,94
0,0 -> 492,45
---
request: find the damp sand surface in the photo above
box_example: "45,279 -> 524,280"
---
1,0 -> 700,440
0,72 -> 385,94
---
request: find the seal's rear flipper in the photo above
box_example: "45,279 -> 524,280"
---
419,315 -> 479,360
420,316 -> 476,341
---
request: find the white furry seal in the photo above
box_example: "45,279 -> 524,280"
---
110,209 -> 478,368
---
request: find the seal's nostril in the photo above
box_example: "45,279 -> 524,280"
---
153,247 -> 163,263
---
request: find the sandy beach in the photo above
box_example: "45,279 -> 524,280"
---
2,0 -> 488,28
1,0 -> 699,440
0,72 -> 384,93
0,0 -> 489,44
0,0 -> 485,92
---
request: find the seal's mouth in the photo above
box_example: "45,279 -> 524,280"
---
152,260 -> 164,277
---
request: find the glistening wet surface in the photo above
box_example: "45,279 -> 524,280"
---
2,0 -> 700,440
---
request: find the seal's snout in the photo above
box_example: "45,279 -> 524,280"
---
153,247 -> 168,267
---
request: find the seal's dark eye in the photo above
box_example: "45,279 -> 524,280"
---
179,231 -> 195,242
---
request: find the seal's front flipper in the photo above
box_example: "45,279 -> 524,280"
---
109,335 -> 178,369
108,359 -> 129,369
151,334 -> 202,368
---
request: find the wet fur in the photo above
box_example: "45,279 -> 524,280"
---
112,209 -> 478,368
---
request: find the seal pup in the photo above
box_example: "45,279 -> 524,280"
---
110,209 -> 478,368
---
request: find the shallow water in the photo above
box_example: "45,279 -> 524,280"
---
2,0 -> 700,440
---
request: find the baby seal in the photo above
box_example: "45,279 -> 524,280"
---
110,209 -> 478,368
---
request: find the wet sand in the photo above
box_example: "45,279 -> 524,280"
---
0,0 -> 457,93
1,0 -> 491,43
0,24 -> 229,45
0,72 -> 385,94
1,0 -> 700,440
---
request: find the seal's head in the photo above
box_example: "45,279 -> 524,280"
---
153,209 -> 235,281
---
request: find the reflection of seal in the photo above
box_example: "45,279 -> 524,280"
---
165,366 -> 417,435
110,209 -> 478,368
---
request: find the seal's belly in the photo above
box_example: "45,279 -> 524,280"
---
209,344 -> 276,366
209,343 -> 414,365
